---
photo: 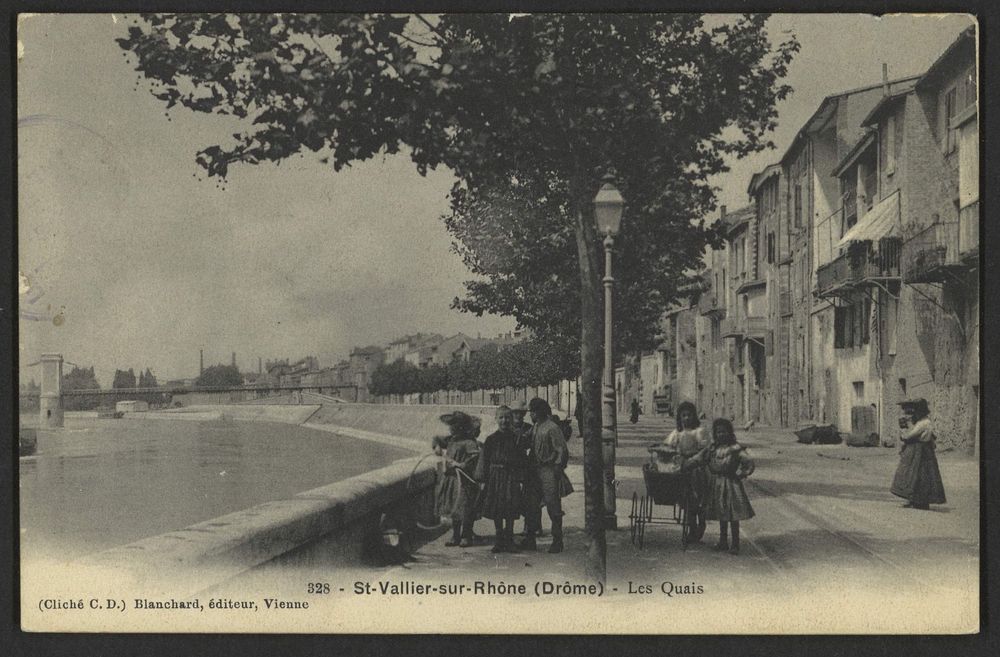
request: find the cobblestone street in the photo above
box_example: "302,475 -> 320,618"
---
227,415 -> 977,633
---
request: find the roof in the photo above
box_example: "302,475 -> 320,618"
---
831,128 -> 877,178
779,75 -> 921,165
860,86 -> 915,128
720,205 -> 756,235
747,163 -> 782,196
916,26 -> 976,92
350,345 -> 383,356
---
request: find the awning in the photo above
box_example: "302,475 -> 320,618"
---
838,191 -> 900,248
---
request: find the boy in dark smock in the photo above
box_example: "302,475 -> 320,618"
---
519,398 -> 571,554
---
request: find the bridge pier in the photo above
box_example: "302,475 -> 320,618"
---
40,353 -> 64,428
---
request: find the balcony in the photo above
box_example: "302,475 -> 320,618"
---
698,293 -> 725,319
816,239 -> 900,297
736,278 -> 766,295
815,252 -> 855,298
721,317 -> 743,339
721,316 -> 768,340
902,220 -> 962,283
853,237 -> 901,281
959,200 -> 979,261
745,316 -> 769,338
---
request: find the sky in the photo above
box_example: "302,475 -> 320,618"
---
17,13 -> 975,386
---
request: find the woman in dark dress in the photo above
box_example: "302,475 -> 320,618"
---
891,398 -> 946,510
475,406 -> 526,553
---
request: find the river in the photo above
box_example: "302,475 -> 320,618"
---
19,417 -> 412,560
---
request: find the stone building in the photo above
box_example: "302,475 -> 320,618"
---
693,205 -> 756,424
668,30 -> 977,448
781,74 -> 919,436
866,28 -> 979,452
349,346 -> 385,402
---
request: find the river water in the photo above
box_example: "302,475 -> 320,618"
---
19,417 -> 412,560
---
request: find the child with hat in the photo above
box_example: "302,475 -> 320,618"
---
433,411 -> 482,547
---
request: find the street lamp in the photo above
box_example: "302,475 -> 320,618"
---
594,179 -> 624,530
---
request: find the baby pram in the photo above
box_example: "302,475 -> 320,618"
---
629,448 -> 694,550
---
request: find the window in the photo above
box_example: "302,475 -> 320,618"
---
793,183 -> 803,227
893,112 -> 903,166
885,113 -> 896,175
853,381 -> 865,401
834,306 -> 847,349
944,87 -> 958,153
963,65 -> 977,109
834,298 -> 872,349
767,232 -> 776,264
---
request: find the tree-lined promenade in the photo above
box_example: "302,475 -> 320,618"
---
119,12 -> 797,582
370,337 -> 578,398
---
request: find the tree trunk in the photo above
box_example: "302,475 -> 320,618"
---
572,182 -> 607,584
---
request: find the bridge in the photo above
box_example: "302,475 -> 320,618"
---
20,354 -> 359,426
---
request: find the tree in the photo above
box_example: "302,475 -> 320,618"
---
138,368 -> 159,388
119,12 -> 797,583
196,364 -> 242,388
112,368 -> 137,389
63,366 -> 100,391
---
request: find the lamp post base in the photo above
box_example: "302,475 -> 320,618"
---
603,513 -> 619,531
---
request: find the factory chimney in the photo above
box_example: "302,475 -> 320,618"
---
200,349 -> 204,376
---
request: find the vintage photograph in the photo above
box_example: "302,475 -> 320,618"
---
17,12 -> 979,634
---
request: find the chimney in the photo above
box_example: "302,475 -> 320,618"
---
720,205 -> 727,219
231,352 -> 236,368
258,357 -> 262,374
199,349 -> 204,375
882,63 -> 889,96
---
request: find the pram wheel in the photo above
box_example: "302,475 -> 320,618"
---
629,492 -> 639,545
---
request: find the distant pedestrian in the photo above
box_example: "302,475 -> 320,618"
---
891,398 -> 946,510
433,411 -> 482,547
629,398 -> 641,424
519,398 -> 572,553
475,406 -> 526,553
685,417 -> 755,555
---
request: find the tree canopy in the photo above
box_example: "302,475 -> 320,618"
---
63,366 -> 100,391
196,364 -> 242,387
369,337 -> 578,396
118,13 -> 796,352
112,368 -> 137,389
138,368 -> 159,388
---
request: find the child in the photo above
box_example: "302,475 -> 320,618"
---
433,411 -> 482,547
475,406 -> 526,553
685,418 -> 755,555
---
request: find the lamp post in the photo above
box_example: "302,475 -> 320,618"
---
594,179 -> 624,530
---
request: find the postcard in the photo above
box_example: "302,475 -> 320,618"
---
17,11 -> 980,634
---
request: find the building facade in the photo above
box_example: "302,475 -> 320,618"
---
669,30 -> 977,451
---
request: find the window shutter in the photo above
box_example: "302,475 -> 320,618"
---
834,306 -> 846,349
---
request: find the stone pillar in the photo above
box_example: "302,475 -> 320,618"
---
40,353 -> 64,428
